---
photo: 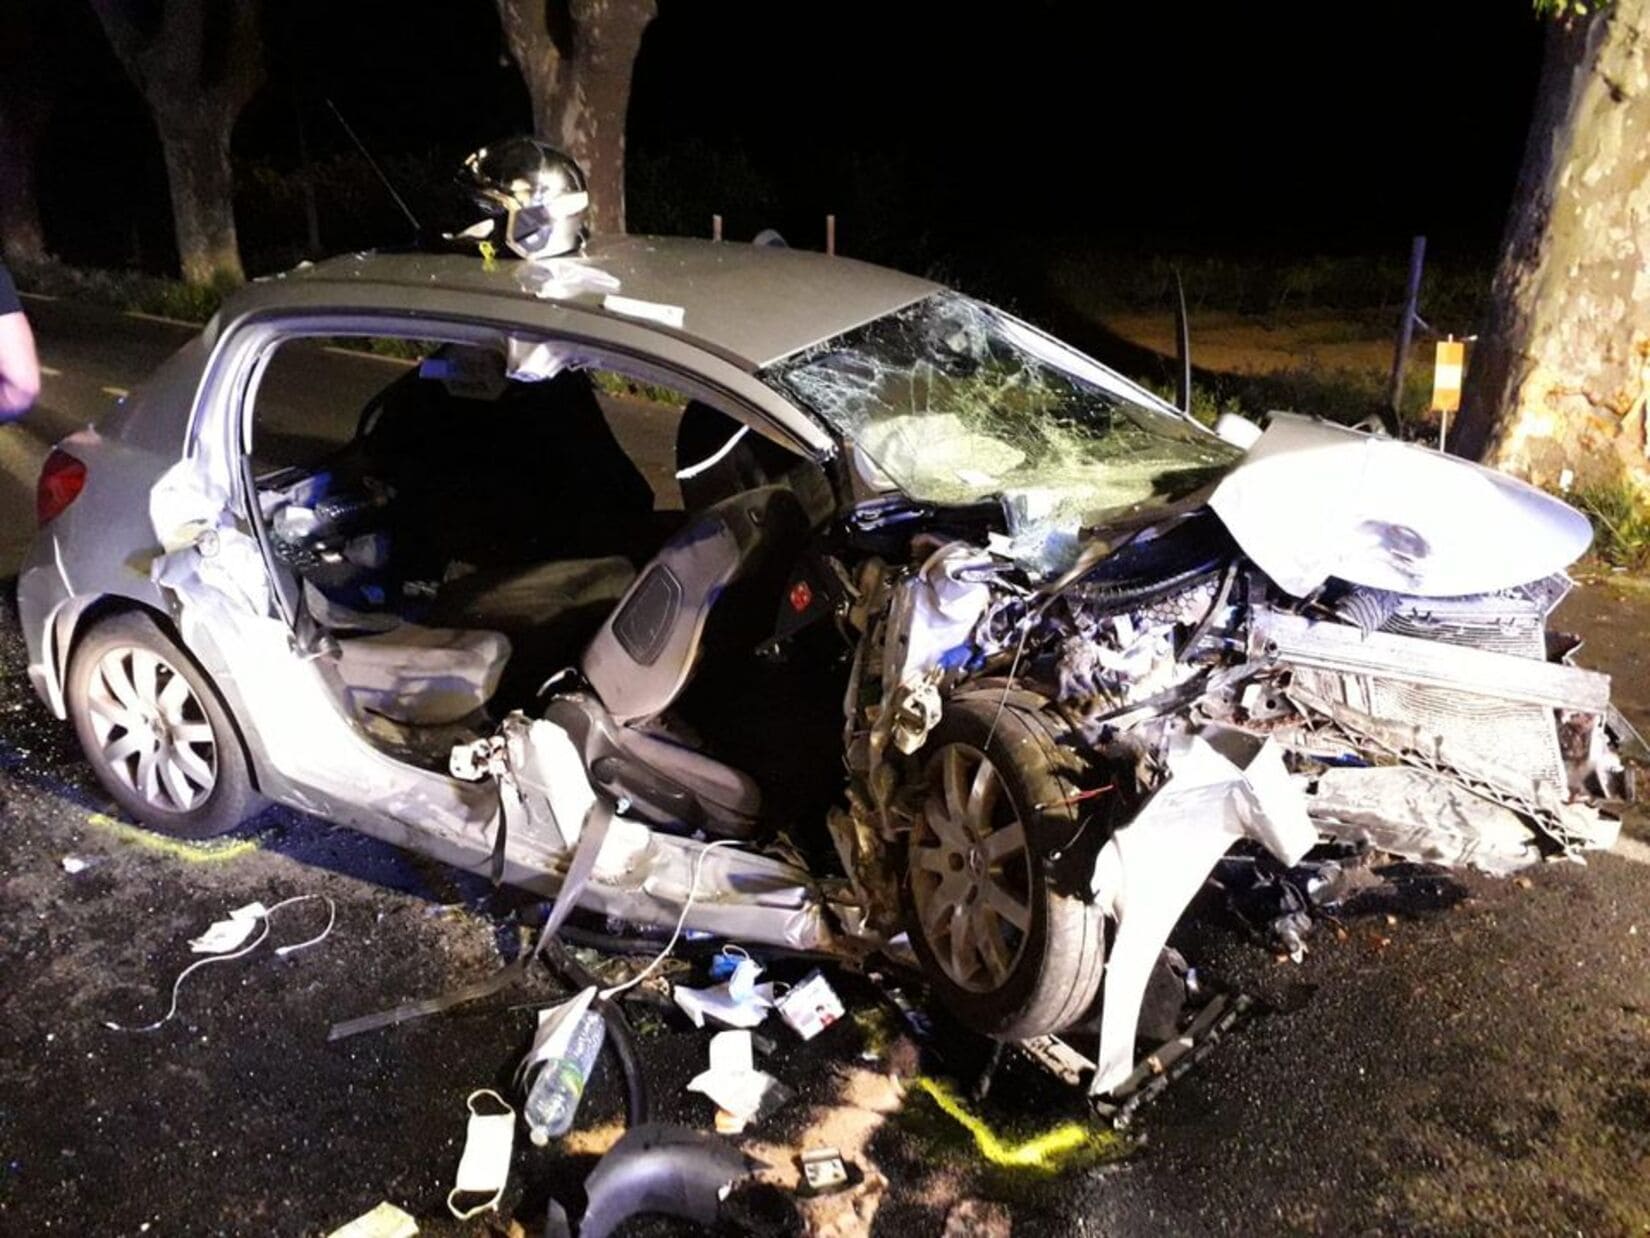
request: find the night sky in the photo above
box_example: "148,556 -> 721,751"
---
32,1 -> 1545,274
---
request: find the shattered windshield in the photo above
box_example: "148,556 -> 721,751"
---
762,291 -> 1242,571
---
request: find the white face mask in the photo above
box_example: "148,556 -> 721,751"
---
447,1089 -> 515,1220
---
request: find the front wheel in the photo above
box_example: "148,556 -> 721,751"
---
902,696 -> 1108,1040
67,611 -> 261,839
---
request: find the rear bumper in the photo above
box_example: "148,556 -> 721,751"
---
16,535 -> 73,719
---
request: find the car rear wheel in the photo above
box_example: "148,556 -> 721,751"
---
902,696 -> 1108,1040
67,611 -> 260,839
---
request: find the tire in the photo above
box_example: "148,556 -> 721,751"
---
901,696 -> 1107,1040
67,611 -> 261,839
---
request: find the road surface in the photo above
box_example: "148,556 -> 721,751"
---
2,298 -> 1649,1235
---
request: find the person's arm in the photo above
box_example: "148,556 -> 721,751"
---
0,309 -> 41,421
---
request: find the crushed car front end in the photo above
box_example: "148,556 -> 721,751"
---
766,292 -> 1633,1098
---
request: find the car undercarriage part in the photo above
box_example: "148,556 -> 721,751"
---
576,1124 -> 764,1238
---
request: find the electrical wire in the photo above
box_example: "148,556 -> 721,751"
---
105,894 -> 336,1033
598,838 -> 743,1000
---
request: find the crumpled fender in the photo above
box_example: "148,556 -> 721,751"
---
578,1123 -> 763,1238
1208,413 -> 1591,598
1089,724 -> 1318,1096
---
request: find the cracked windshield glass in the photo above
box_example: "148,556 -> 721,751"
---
763,291 -> 1241,570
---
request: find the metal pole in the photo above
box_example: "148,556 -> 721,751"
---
1387,235 -> 1426,418
825,214 -> 836,256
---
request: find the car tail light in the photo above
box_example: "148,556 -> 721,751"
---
37,449 -> 87,526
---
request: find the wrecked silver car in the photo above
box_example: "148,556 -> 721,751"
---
18,234 -> 1630,1100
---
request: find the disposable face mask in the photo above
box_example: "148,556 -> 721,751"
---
447,1089 -> 515,1220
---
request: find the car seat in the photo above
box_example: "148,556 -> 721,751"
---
548,484 -> 812,837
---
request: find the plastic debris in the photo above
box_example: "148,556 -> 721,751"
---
447,1089 -> 515,1221
687,1030 -> 790,1132
189,902 -> 267,955
61,855 -> 90,874
105,894 -> 336,1033
775,969 -> 845,1041
673,948 -> 777,1029
325,1201 -> 418,1238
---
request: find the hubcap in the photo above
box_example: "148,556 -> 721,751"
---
85,646 -> 217,813
910,743 -> 1033,993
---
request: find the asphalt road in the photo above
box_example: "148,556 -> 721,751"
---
3,299 -> 1650,1236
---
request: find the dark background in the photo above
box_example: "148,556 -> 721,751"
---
37,1 -> 1544,288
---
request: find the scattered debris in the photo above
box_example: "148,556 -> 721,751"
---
189,902 -> 268,954
60,855 -> 90,874
325,1201 -> 418,1238
520,987 -> 606,1146
1094,994 -> 1256,1130
775,969 -> 846,1041
447,1089 -> 515,1221
687,1029 -> 791,1133
673,948 -> 777,1029
578,1124 -> 762,1238
797,1146 -> 855,1197
105,894 -> 336,1032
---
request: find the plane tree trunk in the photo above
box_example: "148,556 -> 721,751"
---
0,97 -> 48,267
1453,0 -> 1650,495
91,0 -> 263,286
0,0 -> 52,266
494,0 -> 656,237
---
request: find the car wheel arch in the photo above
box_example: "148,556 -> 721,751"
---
60,595 -> 265,796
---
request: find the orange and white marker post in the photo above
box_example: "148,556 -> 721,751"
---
1432,335 -> 1465,449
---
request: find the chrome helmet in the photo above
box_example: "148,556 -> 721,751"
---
457,137 -> 590,259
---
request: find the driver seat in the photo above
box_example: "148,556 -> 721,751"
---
548,484 -> 811,837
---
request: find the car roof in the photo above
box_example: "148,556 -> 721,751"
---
262,235 -> 939,371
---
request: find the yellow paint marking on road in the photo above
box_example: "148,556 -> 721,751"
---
911,1077 -> 1122,1171
100,386 -> 129,399
39,365 -> 61,378
86,811 -> 261,863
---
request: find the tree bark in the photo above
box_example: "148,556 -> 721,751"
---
157,116 -> 243,286
0,99 -> 48,267
91,0 -> 263,286
1453,0 -> 1650,496
494,0 -> 656,236
0,0 -> 52,266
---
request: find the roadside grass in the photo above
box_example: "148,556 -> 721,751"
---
1141,362 -> 1433,430
1567,479 -> 1650,572
1042,248 -> 1491,328
12,258 -> 228,323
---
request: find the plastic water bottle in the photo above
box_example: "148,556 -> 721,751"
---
523,1008 -> 607,1146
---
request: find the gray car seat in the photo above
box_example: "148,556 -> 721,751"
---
553,485 -> 812,837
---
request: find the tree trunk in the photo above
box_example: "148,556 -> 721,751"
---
1453,0 -> 1650,496
157,116 -> 244,286
91,0 -> 263,287
0,101 -> 48,266
495,0 -> 656,236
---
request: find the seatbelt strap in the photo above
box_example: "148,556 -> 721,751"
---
327,801 -> 614,1041
490,782 -> 511,886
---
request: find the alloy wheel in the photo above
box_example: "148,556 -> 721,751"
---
84,645 -> 217,814
909,742 -> 1034,992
